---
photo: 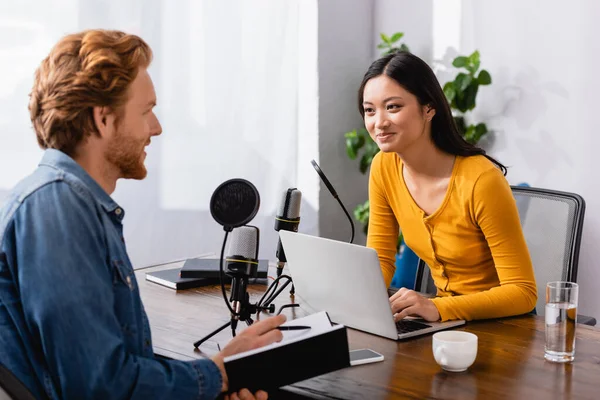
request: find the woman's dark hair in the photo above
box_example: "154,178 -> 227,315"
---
358,51 -> 506,175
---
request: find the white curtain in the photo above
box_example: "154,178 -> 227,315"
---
0,0 -> 311,268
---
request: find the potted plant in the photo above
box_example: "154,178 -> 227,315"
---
344,33 -> 493,289
442,50 -> 492,143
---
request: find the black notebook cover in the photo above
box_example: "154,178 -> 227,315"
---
145,268 -> 218,290
224,312 -> 351,393
180,258 -> 269,279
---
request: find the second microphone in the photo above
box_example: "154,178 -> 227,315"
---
274,188 -> 302,276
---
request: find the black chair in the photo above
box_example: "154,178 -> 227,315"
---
414,185 -> 596,326
0,363 -> 37,400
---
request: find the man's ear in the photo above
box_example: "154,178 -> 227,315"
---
93,106 -> 113,137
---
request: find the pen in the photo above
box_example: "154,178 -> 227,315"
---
277,325 -> 312,331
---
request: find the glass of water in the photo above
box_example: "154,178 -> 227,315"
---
545,281 -> 578,363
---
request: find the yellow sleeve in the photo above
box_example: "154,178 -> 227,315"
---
431,168 -> 538,321
366,153 -> 399,288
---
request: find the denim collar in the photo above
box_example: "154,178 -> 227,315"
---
38,149 -> 121,214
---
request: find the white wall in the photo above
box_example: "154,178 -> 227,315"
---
296,0 -> 321,239
0,1 -> 317,269
372,0 -> 600,321
317,0 -> 375,245
373,0 -> 433,62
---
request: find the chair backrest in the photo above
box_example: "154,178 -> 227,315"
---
0,363 -> 37,400
415,186 -> 586,317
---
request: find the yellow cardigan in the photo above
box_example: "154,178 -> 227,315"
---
367,151 -> 537,321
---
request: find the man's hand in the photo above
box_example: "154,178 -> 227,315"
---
211,314 -> 286,396
390,288 -> 440,322
225,388 -> 268,400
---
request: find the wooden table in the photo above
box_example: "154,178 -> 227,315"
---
137,263 -> 600,399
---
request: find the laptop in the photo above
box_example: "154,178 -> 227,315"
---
278,231 -> 465,340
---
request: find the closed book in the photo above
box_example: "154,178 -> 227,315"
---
224,311 -> 351,393
145,268 -> 217,290
180,258 -> 269,279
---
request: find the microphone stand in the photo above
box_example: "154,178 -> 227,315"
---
193,231 -> 274,349
310,159 -> 355,244
194,274 -> 254,348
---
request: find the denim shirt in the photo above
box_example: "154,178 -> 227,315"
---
0,149 -> 222,399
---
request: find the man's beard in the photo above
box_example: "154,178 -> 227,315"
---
106,128 -> 148,180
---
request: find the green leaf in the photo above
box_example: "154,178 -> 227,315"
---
464,124 -> 477,144
344,129 -> 368,160
357,134 -> 365,148
466,59 -> 480,75
478,69 -> 492,85
354,200 -> 370,227
468,50 -> 480,67
399,43 -> 410,53
380,33 -> 391,43
344,129 -> 357,139
358,127 -> 370,137
377,43 -> 388,49
353,207 -> 361,222
452,56 -> 469,68
475,122 -> 488,137
443,82 -> 456,103
455,73 -> 473,92
390,32 -> 404,43
453,115 -> 466,135
345,137 -> 357,159
464,123 -> 488,144
397,233 -> 404,252
359,155 -> 371,174
463,85 -> 479,111
364,139 -> 380,161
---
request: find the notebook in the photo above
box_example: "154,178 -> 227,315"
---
180,258 -> 269,279
145,268 -> 218,290
223,311 -> 350,392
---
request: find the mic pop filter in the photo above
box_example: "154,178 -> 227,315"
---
210,179 -> 260,231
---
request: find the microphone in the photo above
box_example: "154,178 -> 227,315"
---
274,188 -> 302,276
310,160 -> 355,243
226,226 -> 260,323
193,178 -> 262,348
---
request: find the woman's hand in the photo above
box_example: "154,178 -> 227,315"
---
389,288 -> 440,322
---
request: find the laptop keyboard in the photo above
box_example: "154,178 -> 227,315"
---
396,319 -> 431,334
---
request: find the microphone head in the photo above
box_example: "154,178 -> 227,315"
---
210,179 -> 260,230
227,225 -> 259,260
226,225 -> 260,278
277,188 -> 302,219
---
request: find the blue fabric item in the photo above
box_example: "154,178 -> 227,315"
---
0,149 -> 222,400
391,245 -> 419,289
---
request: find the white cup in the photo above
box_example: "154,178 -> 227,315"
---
432,331 -> 478,372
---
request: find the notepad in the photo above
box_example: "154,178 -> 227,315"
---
145,268 -> 216,290
225,311 -> 342,361
223,311 -> 350,392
